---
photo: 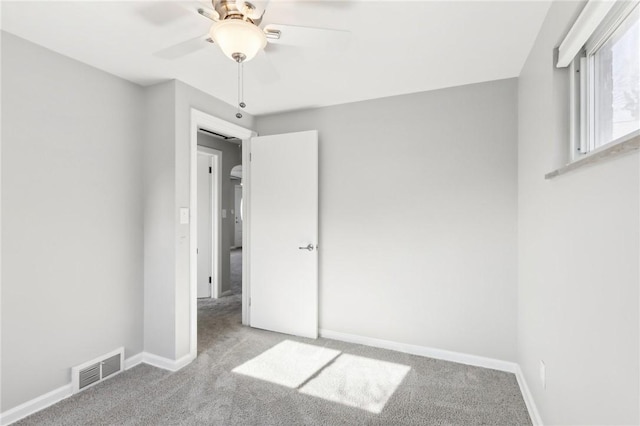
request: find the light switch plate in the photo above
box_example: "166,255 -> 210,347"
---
179,207 -> 189,224
222,209 -> 227,219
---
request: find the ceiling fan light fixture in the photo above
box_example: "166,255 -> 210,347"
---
209,19 -> 267,63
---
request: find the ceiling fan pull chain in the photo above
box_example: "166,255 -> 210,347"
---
240,62 -> 246,110
236,60 -> 244,119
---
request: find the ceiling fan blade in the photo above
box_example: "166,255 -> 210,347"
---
263,24 -> 351,48
249,50 -> 280,84
137,2 -> 214,26
153,35 -> 212,60
197,7 -> 220,22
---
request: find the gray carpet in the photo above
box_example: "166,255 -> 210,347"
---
17,259 -> 531,425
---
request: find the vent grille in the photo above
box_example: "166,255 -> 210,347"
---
72,348 -> 124,393
101,354 -> 121,378
79,363 -> 101,390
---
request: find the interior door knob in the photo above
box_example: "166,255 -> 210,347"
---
298,244 -> 314,251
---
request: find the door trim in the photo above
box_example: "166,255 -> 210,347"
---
197,146 -> 222,299
189,109 -> 255,358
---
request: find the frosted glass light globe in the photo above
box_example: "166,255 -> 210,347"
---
209,19 -> 267,62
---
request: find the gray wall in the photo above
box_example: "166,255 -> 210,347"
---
256,78 -> 519,362
143,81 -> 176,359
1,33 -> 144,411
518,1 -> 639,424
198,134 -> 242,295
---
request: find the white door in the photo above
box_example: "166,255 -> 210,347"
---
249,130 -> 318,338
197,153 -> 212,298
234,185 -> 243,247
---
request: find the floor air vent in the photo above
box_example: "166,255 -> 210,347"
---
72,348 -> 124,393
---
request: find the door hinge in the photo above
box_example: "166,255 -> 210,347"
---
249,153 -> 252,161
209,276 -> 212,283
209,166 -> 212,174
249,297 -> 251,306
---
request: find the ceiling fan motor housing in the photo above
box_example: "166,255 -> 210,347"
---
213,0 -> 263,25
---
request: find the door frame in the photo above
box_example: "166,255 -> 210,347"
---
196,146 -> 222,299
189,108 -> 255,357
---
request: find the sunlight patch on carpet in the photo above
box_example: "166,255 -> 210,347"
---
232,340 -> 341,388
299,354 -> 411,414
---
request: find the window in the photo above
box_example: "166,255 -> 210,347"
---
561,0 -> 640,159
588,3 -> 639,149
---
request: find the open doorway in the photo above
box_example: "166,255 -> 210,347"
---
195,127 -> 245,354
189,109 -> 254,359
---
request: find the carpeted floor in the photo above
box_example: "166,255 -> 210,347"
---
17,250 -> 531,425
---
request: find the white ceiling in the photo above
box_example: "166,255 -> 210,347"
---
1,1 -> 551,115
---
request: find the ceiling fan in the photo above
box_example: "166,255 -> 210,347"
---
158,0 -> 351,64
155,0 -> 350,117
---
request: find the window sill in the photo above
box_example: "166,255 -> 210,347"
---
545,132 -> 640,179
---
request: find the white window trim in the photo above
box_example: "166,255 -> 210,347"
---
556,1 -> 617,68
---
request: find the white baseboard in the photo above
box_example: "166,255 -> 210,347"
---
515,365 -> 543,425
1,342 -> 537,426
141,352 -> 195,372
0,351 -> 194,426
124,352 -> 145,370
319,329 -> 518,373
319,329 -> 543,423
0,383 -> 73,426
